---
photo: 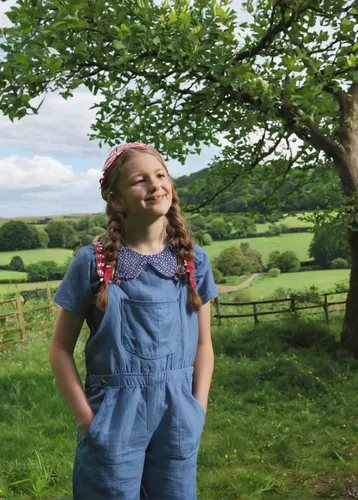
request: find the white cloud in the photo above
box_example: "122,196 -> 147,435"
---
0,89 -> 106,158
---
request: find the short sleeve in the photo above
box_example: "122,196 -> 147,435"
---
53,245 -> 99,318
194,245 -> 218,304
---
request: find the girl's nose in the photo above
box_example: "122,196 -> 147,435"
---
149,177 -> 160,191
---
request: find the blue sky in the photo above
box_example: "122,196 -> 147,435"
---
0,1 -> 248,218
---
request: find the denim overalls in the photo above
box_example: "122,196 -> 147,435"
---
53,244 -> 218,500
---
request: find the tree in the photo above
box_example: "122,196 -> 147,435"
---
0,220 -> 41,251
45,220 -> 78,249
9,255 -> 25,272
268,250 -> 300,273
309,220 -> 351,268
1,0 -> 358,349
207,217 -> 232,240
216,243 -> 263,276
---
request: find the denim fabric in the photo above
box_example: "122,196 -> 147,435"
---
53,246 -> 218,500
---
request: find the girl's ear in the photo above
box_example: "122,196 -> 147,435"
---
108,191 -> 125,213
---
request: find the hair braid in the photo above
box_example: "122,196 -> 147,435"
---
94,204 -> 125,310
167,186 -> 203,311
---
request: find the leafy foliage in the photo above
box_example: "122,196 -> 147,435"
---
215,243 -> 263,276
0,221 -> 41,251
268,250 -> 301,273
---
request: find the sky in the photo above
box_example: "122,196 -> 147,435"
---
0,0 -> 250,219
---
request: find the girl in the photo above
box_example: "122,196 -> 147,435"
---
49,142 -> 218,500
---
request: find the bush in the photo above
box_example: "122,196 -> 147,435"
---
202,233 -> 213,245
216,244 -> 263,276
268,250 -> 300,273
26,260 -> 65,282
212,267 -> 226,284
268,268 -> 280,278
9,255 -> 25,272
331,258 -> 349,269
309,220 -> 350,268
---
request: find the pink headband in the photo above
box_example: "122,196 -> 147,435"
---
99,142 -> 149,186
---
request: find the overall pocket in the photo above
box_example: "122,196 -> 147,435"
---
79,387 -> 110,446
121,298 -> 180,359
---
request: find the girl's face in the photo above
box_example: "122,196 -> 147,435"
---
115,152 -> 173,219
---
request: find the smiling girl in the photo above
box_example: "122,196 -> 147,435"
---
49,142 -> 218,500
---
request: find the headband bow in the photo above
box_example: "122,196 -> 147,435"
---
99,142 -> 149,186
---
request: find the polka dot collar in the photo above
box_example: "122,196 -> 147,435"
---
114,242 -> 179,280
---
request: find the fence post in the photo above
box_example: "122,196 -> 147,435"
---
323,294 -> 329,322
290,298 -> 296,316
46,284 -> 53,318
214,297 -> 221,326
253,303 -> 259,326
15,296 -> 26,341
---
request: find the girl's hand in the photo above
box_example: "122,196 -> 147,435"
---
79,411 -> 95,437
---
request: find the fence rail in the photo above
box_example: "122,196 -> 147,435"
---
213,291 -> 348,326
0,285 -> 53,352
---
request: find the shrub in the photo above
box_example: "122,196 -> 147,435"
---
202,233 -> 213,246
26,261 -> 65,282
212,267 -> 226,284
268,268 -> 280,278
268,250 -> 300,273
216,244 -> 263,276
331,258 -> 349,269
9,255 -> 25,272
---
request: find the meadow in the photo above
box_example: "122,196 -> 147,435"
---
0,249 -> 72,267
1,307 -> 358,499
203,233 -> 313,264
245,270 -> 350,298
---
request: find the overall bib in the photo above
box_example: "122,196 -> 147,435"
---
73,265 -> 206,500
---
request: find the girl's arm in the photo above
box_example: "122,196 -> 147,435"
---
193,301 -> 215,412
49,307 -> 94,436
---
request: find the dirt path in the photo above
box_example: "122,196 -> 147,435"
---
216,273 -> 262,294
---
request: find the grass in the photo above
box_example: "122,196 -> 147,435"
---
203,233 -> 314,264
0,249 -> 73,267
1,306 -> 358,499
0,281 -> 62,298
0,271 -> 27,280
247,270 -> 350,298
255,214 -> 313,233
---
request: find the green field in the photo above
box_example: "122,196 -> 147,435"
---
0,281 -> 62,297
0,271 -> 27,280
0,249 -> 73,267
246,270 -> 350,298
203,232 -> 314,263
256,214 -> 312,232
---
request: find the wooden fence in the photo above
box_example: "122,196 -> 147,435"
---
213,291 -> 347,326
0,285 -> 53,352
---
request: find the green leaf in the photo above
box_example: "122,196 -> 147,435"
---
153,36 -> 160,46
168,10 -> 177,25
14,53 -> 28,64
191,25 -> 202,34
352,42 -> 358,53
216,7 -> 228,17
113,40 -> 125,51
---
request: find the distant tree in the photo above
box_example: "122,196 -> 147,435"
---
91,213 -> 107,227
202,233 -> 213,246
38,229 -> 49,248
207,217 -> 232,240
0,220 -> 41,250
45,220 -> 78,249
216,244 -> 263,276
26,260 -> 63,281
309,221 -> 350,269
9,255 -> 25,272
268,250 -> 300,273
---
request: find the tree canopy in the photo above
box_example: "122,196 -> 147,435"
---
1,0 -> 358,348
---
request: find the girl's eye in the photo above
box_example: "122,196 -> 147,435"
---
135,179 -> 144,184
158,173 -> 165,178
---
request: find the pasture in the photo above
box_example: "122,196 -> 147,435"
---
0,249 -> 73,267
203,232 -> 314,263
246,269 -> 350,298
1,309 -> 358,499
